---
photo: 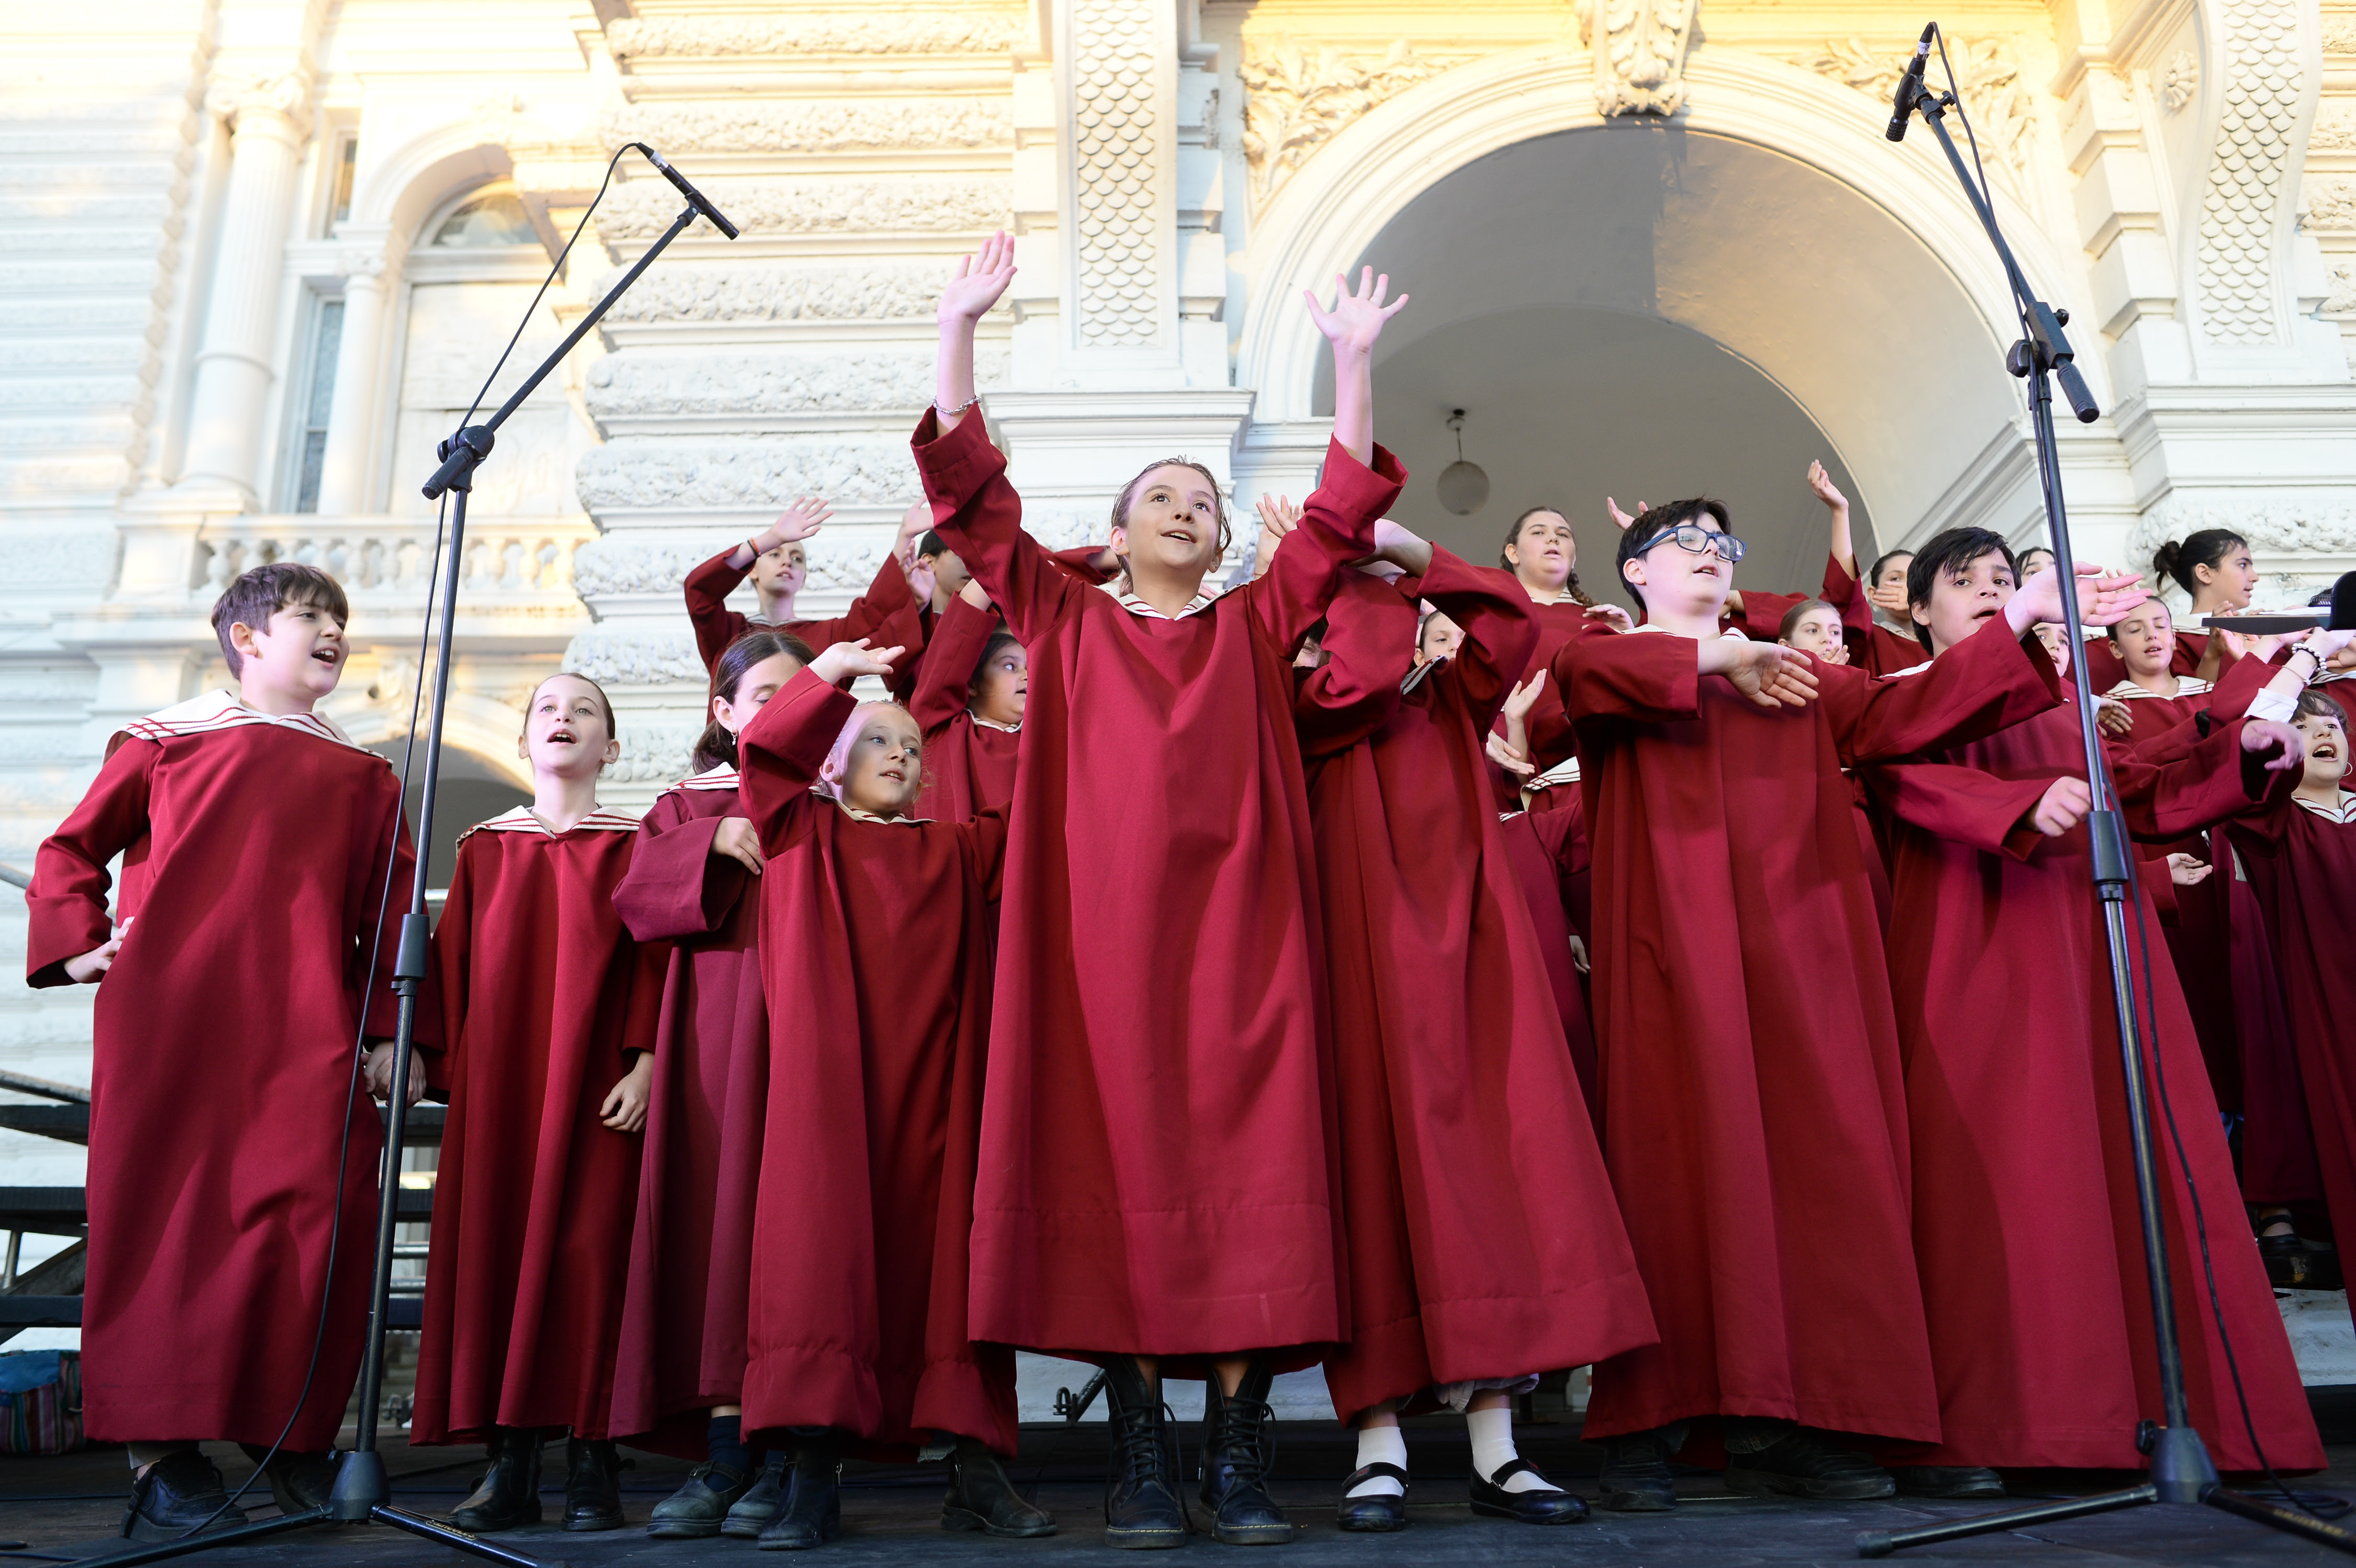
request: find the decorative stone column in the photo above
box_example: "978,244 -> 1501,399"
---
176,69 -> 313,506
313,233 -> 394,515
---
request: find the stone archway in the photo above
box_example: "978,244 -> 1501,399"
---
1233,46 -> 2094,573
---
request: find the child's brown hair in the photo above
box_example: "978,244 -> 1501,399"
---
209,562 -> 349,676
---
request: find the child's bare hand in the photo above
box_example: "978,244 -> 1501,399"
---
1303,266 -> 1407,357
1723,642 -> 1820,709
1568,935 -> 1590,975
810,639 -> 904,684
364,1042 -> 425,1105
712,817 -> 764,875
2241,717 -> 2305,772
602,1055 -> 654,1133
1584,603 -> 1634,632
938,230 -> 1017,327
1485,730 -> 1536,777
2096,697 -> 2135,738
758,497 -> 831,552
1501,668 -> 1548,724
904,555 -> 938,605
2165,853 -> 2214,887
958,576 -> 993,610
63,916 -> 131,985
894,499 -> 932,563
1604,497 -> 1648,531
1866,582 -> 1912,617
2027,775 -> 2094,837
1806,460 -> 1847,512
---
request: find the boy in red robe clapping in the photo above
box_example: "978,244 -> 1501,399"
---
736,641 -> 1052,1550
27,563 -> 421,1539
414,672 -> 664,1533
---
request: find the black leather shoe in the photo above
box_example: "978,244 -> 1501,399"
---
124,1451 -> 248,1542
449,1428 -> 543,1533
1101,1359 -> 1186,1549
1725,1429 -> 1895,1500
562,1436 -> 626,1532
757,1433 -> 843,1551
2261,1231 -> 2345,1291
1335,1463 -> 1409,1532
723,1449 -> 791,1539
1200,1363 -> 1295,1545
1892,1465 -> 2005,1499
1470,1458 -> 1586,1524
943,1438 -> 1057,1538
238,1444 -> 338,1514
1596,1433 -> 1679,1513
648,1456 -> 753,1538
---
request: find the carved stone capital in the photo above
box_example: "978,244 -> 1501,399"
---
204,68 -> 314,131
1581,0 -> 1697,117
1240,37 -> 1445,212
560,626 -> 705,687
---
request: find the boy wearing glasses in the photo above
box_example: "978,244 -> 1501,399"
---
1549,501 -> 2105,1511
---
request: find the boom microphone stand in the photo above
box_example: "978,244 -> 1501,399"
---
1859,29 -> 2355,1559
86,146 -> 732,1567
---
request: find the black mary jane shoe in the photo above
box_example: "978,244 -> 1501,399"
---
238,1443 -> 339,1514
1335,1463 -> 1410,1532
1200,1364 -> 1296,1545
562,1436 -> 627,1532
124,1451 -> 248,1543
1595,1433 -> 1679,1513
448,1427 -> 543,1533
943,1438 -> 1058,1538
647,1456 -> 753,1538
758,1433 -> 843,1551
1470,1458 -> 1587,1525
1724,1429 -> 1896,1501
723,1450 -> 791,1539
1892,1465 -> 2005,1499
1101,1360 -> 1186,1549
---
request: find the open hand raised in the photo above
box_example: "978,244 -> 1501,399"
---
1304,266 -> 1408,357
938,230 -> 1017,328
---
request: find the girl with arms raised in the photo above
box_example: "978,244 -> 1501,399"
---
916,232 -> 1407,1549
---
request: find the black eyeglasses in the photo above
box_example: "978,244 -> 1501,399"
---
1638,523 -> 1746,564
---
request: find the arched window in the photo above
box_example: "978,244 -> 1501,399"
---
431,190 -> 539,248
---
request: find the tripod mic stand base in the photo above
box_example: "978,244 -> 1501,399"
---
81,1495 -> 547,1568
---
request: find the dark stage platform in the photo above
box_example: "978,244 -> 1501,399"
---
6,1414 -> 2356,1566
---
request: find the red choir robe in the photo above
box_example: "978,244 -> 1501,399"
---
25,693 -> 417,1449
1869,698 -> 2321,1470
1555,613 -> 2066,1444
1721,552 -> 1868,645
684,544 -> 928,678
2230,788 -> 2356,1327
736,669 -> 1014,1454
915,407 -> 1402,1358
1296,555 -> 1654,1421
1498,800 -> 1599,1115
609,766 -> 768,1456
1490,597 -> 1595,812
910,593 -> 1021,822
2105,659 -> 2320,1202
2081,626 -> 2231,695
414,806 -> 663,1443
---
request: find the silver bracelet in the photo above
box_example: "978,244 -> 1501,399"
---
935,393 -> 981,418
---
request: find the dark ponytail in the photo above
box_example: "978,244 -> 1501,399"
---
694,629 -> 815,772
2152,528 -> 2246,599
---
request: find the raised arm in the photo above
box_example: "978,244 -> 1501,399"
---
1304,266 -> 1406,467
25,738 -> 154,988
683,550 -> 755,672
1295,570 -> 1415,757
738,653 -> 883,849
908,588 -> 1001,733
1413,542 -> 1538,724
613,793 -> 751,943
2113,714 -> 2303,842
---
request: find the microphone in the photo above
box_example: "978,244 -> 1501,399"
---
1887,24 -> 1937,142
634,143 -> 739,240
2201,571 -> 2354,636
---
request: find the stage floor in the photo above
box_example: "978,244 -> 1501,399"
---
5,1417 -> 2356,1565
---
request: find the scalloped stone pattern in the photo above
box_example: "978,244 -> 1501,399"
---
2197,0 -> 2302,343
1072,0 -> 1160,346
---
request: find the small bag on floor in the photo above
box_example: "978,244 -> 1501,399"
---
0,1350 -> 84,1455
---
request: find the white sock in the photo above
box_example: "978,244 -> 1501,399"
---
1347,1422 -> 1407,1498
1466,1405 -> 1555,1494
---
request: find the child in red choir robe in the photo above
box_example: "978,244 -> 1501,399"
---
26,563 -> 419,1539
1486,505 -> 1612,810
1779,598 -> 1891,928
1295,529 -> 1655,1534
909,577 -> 1025,822
1484,668 -> 1600,1105
683,495 -> 931,676
1855,547 -> 1927,675
920,234 -> 1407,1549
2082,527 -> 2262,691
735,641 -> 1052,1551
1599,462 -> 1871,649
2230,686 -> 2356,1327
612,629 -> 813,1540
1555,502 -> 2108,1512
1865,528 -> 2324,1481
415,672 -> 666,1534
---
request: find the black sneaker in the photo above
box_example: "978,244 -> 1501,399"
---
123,1451 -> 248,1542
722,1450 -> 791,1539
1596,1433 -> 1679,1513
237,1444 -> 338,1515
1725,1429 -> 1896,1500
2261,1231 -> 2345,1291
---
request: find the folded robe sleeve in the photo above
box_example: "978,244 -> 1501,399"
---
685,549 -> 757,672
1554,625 -> 1702,725
26,739 -> 154,986
913,411 -> 1088,648
908,595 -> 1002,735
1295,572 -> 1413,758
1251,440 -> 1405,650
1416,548 -> 1538,729
1825,613 -> 2064,765
613,797 -> 749,943
739,668 -> 861,855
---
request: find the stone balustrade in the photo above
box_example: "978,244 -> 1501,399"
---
192,514 -> 598,609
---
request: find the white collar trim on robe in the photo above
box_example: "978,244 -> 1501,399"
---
679,763 -> 741,791
2293,789 -> 2356,824
971,714 -> 1021,733
1528,755 -> 1582,790
1098,577 -> 1216,621
462,804 -> 641,840
2104,678 -> 2211,700
120,689 -> 377,756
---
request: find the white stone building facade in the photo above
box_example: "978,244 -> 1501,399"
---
4,0 -> 2353,1147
